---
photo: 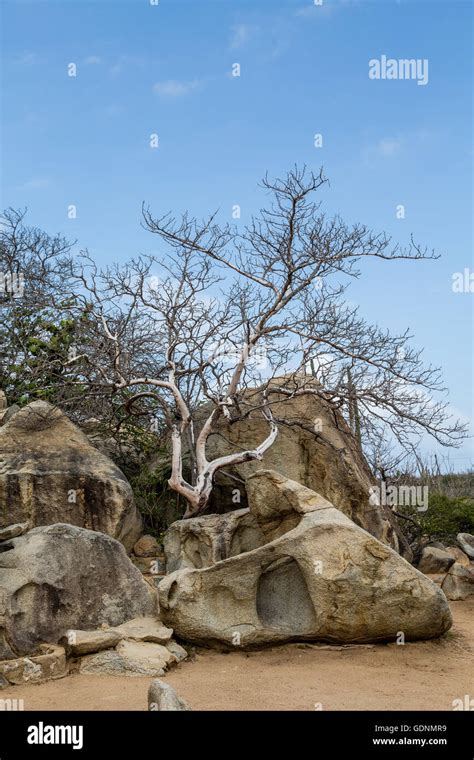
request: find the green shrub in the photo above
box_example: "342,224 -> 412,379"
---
420,493 -> 474,541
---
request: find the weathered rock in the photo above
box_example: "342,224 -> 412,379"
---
442,563 -> 474,601
116,640 -> 175,669
79,649 -> 159,676
79,641 -> 174,676
148,679 -> 191,711
418,547 -> 455,575
0,675 -> 8,689
457,533 -> 474,560
0,400 -> 142,551
445,546 -> 470,568
165,640 -> 188,663
60,629 -> 122,656
111,617 -> 173,644
0,404 -> 19,427
192,383 -> 395,546
0,524 -> 156,658
159,470 -> 452,647
0,522 -> 29,541
0,645 -> 66,686
164,508 -> 251,573
133,535 -> 160,557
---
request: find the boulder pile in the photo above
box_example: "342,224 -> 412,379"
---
159,469 -> 452,648
416,534 -> 474,601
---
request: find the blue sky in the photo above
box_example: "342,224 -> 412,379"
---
1,0 -> 473,466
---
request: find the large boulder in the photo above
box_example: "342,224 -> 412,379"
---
418,547 -> 455,575
442,562 -> 474,601
0,523 -> 156,658
194,384 -> 394,546
159,470 -> 451,647
0,401 -> 142,551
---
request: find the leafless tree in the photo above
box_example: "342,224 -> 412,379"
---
61,166 -> 467,517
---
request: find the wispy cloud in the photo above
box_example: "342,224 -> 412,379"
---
229,23 -> 253,50
12,52 -> 43,66
152,79 -> 201,97
21,177 -> 51,191
84,55 -> 103,65
108,55 -> 146,77
361,135 -> 404,166
296,0 -> 358,19
374,137 -> 403,156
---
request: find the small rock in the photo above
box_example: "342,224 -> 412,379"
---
0,644 -> 66,685
60,629 -> 122,656
134,535 -> 160,557
116,639 -> 174,663
79,650 -> 140,676
166,640 -> 188,663
111,617 -> 173,644
418,546 -> 455,575
79,640 -> 174,677
0,523 -> 29,542
442,563 -> 474,601
148,679 -> 191,711
426,541 -> 446,550
0,675 -> 8,689
445,546 -> 470,567
457,533 -> 474,560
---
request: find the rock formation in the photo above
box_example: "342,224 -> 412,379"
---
0,523 -> 156,658
0,400 -> 142,551
194,386 -> 395,547
159,470 -> 452,647
416,535 -> 474,601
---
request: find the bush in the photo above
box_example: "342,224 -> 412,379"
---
419,494 -> 474,541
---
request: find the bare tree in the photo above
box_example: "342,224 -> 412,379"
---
61,166 -> 466,518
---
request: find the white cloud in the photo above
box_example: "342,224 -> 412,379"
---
152,79 -> 200,97
229,24 -> 252,49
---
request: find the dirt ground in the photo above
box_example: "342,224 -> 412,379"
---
2,600 -> 473,711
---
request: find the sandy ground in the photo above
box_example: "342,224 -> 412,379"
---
2,600 -> 473,711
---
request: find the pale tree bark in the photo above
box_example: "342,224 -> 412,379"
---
44,166 -> 468,518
